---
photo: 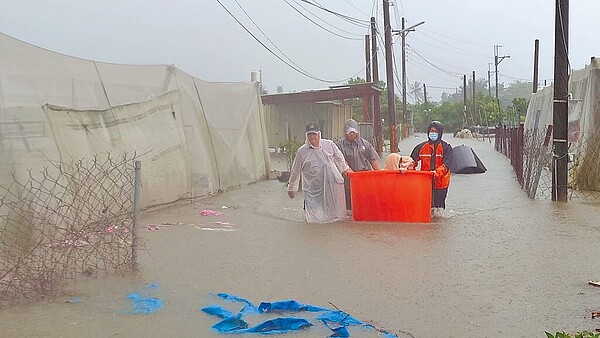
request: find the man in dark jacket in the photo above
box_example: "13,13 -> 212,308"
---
337,119 -> 380,211
410,121 -> 453,212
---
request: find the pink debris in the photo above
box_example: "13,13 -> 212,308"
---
200,209 -> 221,216
147,224 -> 159,231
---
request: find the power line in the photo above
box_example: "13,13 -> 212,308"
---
410,48 -> 464,77
498,72 -> 532,82
232,0 -> 304,70
426,85 -> 458,90
412,29 -> 490,58
341,0 -> 370,17
284,0 -> 364,40
408,57 -> 461,82
407,45 -> 471,74
216,0 -> 357,83
418,26 -> 492,48
299,0 -> 370,27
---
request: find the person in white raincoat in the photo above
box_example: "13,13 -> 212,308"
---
287,122 -> 352,223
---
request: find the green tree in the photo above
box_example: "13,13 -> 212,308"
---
345,77 -> 366,121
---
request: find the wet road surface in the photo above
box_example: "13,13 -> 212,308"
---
2,135 -> 600,337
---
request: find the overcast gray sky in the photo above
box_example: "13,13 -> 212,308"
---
1,0 -> 598,102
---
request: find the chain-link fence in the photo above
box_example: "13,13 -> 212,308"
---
0,153 -> 140,306
496,124 -> 600,202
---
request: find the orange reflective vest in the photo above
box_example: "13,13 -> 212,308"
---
412,141 -> 451,189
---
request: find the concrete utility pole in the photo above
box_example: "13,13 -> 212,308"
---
552,0 -> 569,202
462,75 -> 468,127
533,39 -> 540,93
472,71 -> 476,126
382,0 -> 398,152
494,45 -> 510,123
487,63 -> 492,96
401,18 -> 407,136
423,83 -> 428,131
393,18 -> 424,138
364,34 -> 372,121
371,17 -> 382,155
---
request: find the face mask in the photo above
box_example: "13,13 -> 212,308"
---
428,132 -> 439,141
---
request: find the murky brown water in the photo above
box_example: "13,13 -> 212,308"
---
2,135 -> 600,337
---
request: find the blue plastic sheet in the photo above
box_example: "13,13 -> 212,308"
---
202,293 -> 398,337
258,300 -> 327,313
127,293 -> 164,314
202,306 -> 234,319
225,318 -> 312,334
125,283 -> 163,315
212,313 -> 249,331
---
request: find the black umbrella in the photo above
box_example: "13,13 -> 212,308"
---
450,145 -> 487,174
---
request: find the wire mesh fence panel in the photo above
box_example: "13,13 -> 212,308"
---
567,133 -> 600,202
0,153 -> 137,306
497,124 -> 600,203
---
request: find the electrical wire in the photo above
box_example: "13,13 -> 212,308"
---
215,0 -> 361,83
498,72 -> 532,82
299,0 -> 370,27
406,45 -> 471,74
410,48 -> 464,77
232,0 -> 304,70
284,0 -> 363,40
410,33 -> 490,59
341,0 -> 370,17
418,26 -> 492,48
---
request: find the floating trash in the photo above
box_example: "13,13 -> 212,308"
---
200,209 -> 222,216
201,293 -> 398,337
124,283 -> 163,315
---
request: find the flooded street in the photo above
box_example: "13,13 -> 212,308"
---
3,135 -> 600,337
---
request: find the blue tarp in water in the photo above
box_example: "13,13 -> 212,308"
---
125,283 -> 163,315
202,293 -> 398,337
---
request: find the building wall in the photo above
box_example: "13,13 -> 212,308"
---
264,102 -> 351,147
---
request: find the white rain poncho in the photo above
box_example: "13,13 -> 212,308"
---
288,133 -> 349,223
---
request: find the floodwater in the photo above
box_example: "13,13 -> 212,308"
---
2,135 -> 600,337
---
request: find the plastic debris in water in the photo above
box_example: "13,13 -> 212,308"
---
200,209 -> 222,216
125,282 -> 163,314
64,297 -> 82,304
201,292 -> 399,337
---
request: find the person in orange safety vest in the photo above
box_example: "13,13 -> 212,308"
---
410,121 -> 453,210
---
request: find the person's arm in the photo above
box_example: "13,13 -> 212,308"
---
364,140 -> 381,170
433,142 -> 453,177
331,140 -> 351,175
410,143 -> 423,165
287,147 -> 304,198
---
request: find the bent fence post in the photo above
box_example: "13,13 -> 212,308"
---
132,160 -> 142,269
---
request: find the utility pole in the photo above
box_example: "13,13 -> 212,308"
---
364,34 -> 372,121
552,0 -> 569,202
401,18 -> 408,138
462,75 -> 468,127
393,18 -> 424,139
423,83 -> 428,130
383,0 -> 398,152
533,39 -> 540,93
494,45 -> 510,123
371,17 -> 382,155
487,63 -> 492,96
472,71 -> 476,126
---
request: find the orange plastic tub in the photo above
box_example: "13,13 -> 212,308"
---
348,170 -> 434,223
